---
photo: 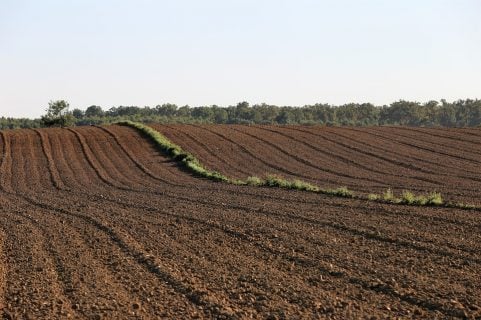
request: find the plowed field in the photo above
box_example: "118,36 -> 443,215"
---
153,124 -> 481,205
0,125 -> 480,319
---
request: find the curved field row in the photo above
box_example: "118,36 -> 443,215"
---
0,125 -> 480,319
332,127 -> 481,177
152,124 -> 481,204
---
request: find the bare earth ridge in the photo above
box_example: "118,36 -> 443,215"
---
0,125 -> 480,319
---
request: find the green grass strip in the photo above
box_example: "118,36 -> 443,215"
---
116,121 -> 479,210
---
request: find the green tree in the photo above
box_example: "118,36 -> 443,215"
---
213,107 -> 228,123
155,103 -> 178,116
85,105 -> 104,117
276,109 -> 293,124
41,100 -> 75,127
72,108 -> 85,119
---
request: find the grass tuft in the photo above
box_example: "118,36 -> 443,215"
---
383,188 -> 396,202
245,176 -> 264,186
262,175 -> 320,191
291,179 -> 320,192
323,186 -> 353,198
400,191 -> 427,205
264,175 -> 289,188
368,193 -> 380,201
426,192 -> 443,206
401,190 -> 416,204
453,202 -> 476,209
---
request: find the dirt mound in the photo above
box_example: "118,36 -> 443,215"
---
0,125 -> 480,319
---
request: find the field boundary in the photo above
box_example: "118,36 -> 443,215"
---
116,121 -> 480,210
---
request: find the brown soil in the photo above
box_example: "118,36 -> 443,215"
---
153,124 -> 481,205
0,125 -> 480,319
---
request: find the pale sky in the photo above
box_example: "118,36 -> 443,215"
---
1,0 -> 480,118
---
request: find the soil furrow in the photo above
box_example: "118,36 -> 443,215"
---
30,188 -> 468,318
95,125 -> 178,185
32,129 -> 66,190
78,127 -> 149,189
163,124 -> 254,178
391,126 -> 481,152
251,125 -> 443,188
377,126 -> 481,158
62,184 -> 481,269
0,131 -> 13,192
0,203 -> 77,319
2,124 -> 481,319
229,125 -> 391,187
186,124 -> 337,183
58,188 -> 479,318
6,191 -> 205,318
66,128 -> 128,189
295,125 -> 475,186
367,127 -> 481,166
340,126 -> 481,177
0,228 -> 6,317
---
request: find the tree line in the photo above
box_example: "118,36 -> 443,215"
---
1,99 -> 481,130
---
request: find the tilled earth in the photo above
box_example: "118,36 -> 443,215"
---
153,124 -> 481,205
0,125 -> 480,319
